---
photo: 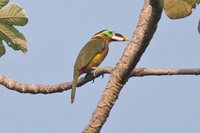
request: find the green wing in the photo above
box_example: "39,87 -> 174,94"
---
75,39 -> 105,70
72,39 -> 105,103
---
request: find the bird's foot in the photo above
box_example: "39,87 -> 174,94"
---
85,72 -> 96,83
86,67 -> 103,83
92,73 -> 104,83
91,67 -> 100,77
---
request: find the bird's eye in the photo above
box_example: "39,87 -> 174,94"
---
108,31 -> 112,35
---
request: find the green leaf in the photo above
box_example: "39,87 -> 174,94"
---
0,22 -> 27,53
0,39 -> 5,57
0,3 -> 28,26
0,0 -> 9,9
162,0 -> 200,19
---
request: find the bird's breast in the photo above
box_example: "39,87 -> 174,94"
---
84,45 -> 109,71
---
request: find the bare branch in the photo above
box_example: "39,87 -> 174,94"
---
1,67 -> 200,94
131,68 -> 200,76
0,74 -> 68,94
83,0 -> 163,132
92,67 -> 200,77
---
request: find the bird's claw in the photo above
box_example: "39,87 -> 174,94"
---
92,67 -> 100,77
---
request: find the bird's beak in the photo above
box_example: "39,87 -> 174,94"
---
111,33 -> 129,41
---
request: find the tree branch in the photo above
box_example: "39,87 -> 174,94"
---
1,67 -> 200,94
83,0 -> 163,132
131,67 -> 200,76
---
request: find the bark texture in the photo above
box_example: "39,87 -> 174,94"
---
83,0 -> 163,132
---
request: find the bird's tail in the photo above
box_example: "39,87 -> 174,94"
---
71,70 -> 79,103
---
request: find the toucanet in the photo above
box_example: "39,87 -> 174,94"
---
71,29 -> 128,103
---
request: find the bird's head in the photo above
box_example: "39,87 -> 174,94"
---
92,29 -> 129,42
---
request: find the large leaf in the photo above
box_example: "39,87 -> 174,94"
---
0,22 -> 27,53
162,0 -> 200,19
0,3 -> 28,26
0,39 -> 5,57
0,0 -> 9,9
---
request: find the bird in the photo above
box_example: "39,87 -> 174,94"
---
71,29 -> 129,103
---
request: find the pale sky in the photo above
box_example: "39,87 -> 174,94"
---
1,1 -> 200,133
